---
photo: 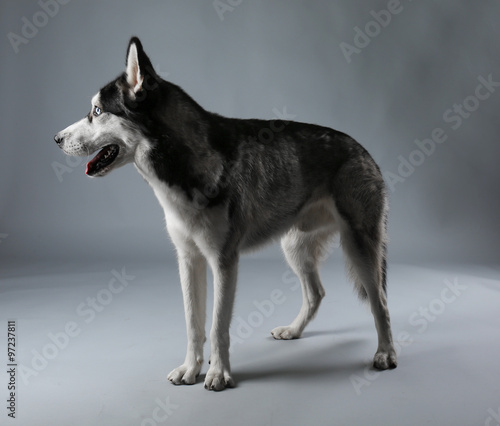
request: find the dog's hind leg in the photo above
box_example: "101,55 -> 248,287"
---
333,161 -> 397,370
272,224 -> 331,340
340,224 -> 397,369
167,227 -> 208,385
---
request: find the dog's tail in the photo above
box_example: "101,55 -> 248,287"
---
342,217 -> 388,302
334,156 -> 389,302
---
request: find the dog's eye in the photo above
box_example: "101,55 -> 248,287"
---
93,106 -> 102,116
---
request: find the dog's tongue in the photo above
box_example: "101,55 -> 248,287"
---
85,160 -> 97,176
86,144 -> 119,176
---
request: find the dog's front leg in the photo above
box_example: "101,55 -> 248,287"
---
167,241 -> 207,386
204,255 -> 238,391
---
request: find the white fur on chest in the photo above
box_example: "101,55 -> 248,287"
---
134,145 -> 229,260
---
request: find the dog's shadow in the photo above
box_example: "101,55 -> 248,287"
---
300,329 -> 353,339
197,330 -> 369,387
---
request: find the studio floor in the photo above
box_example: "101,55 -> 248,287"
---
1,258 -> 499,426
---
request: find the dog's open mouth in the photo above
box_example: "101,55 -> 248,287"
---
86,144 -> 120,176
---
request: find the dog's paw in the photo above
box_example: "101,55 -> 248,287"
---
271,325 -> 301,340
168,364 -> 201,385
204,366 -> 235,391
373,349 -> 398,370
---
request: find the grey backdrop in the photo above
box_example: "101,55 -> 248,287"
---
1,0 -> 499,266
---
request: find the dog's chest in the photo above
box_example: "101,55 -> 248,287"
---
138,166 -> 193,223
134,156 -> 229,253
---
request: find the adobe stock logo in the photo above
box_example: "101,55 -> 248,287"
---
213,0 -> 243,21
484,406 -> 500,426
19,268 -> 135,385
350,277 -> 467,396
384,74 -> 500,192
6,0 -> 72,54
141,397 -> 179,426
339,0 -> 412,63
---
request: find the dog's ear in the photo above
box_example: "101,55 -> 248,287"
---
125,37 -> 156,93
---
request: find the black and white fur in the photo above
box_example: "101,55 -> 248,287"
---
54,37 -> 397,391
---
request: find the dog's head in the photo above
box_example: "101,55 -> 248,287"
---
54,37 -> 162,177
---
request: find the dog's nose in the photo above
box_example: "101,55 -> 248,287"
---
54,134 -> 63,145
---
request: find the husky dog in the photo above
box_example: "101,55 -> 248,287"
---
54,37 -> 397,391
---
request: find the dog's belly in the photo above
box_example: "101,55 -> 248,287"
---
238,194 -> 338,252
